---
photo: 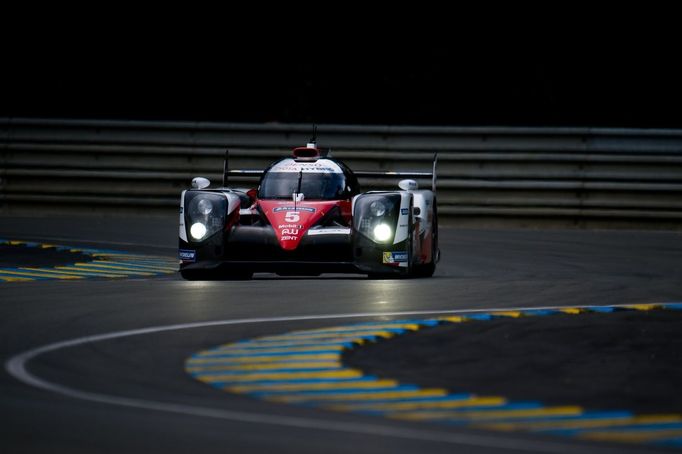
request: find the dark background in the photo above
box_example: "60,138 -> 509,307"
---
3,15 -> 679,127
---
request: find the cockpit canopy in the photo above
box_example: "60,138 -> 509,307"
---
258,158 -> 359,200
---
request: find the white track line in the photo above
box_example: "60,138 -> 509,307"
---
6,306 -> 644,454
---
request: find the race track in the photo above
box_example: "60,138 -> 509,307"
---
1,214 -> 681,453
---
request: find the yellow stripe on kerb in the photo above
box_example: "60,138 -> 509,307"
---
481,414 -> 682,432
246,339 -> 367,348
93,261 -> 177,272
267,389 -> 449,404
328,396 -> 506,412
187,354 -> 339,363
300,324 -> 422,333
53,266 -> 129,276
226,379 -> 400,393
0,276 -> 33,282
559,308 -> 583,314
202,345 -> 347,355
197,369 -> 363,383
392,406 -> 583,422
72,263 -> 156,275
438,315 -> 467,323
580,428 -> 682,443
187,361 -> 342,372
624,304 -> 662,311
257,331 -> 397,341
66,266 -> 148,276
18,267 -> 122,278
491,311 -> 524,318
0,269 -> 82,279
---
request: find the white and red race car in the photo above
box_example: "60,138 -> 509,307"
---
178,140 -> 439,279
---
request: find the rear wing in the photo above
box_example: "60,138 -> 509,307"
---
222,150 -> 438,192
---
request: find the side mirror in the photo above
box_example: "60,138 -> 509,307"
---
191,177 -> 211,189
399,179 -> 418,191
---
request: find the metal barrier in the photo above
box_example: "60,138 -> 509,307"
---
2,118 -> 682,225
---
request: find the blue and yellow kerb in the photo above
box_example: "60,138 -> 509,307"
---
0,239 -> 177,282
186,303 -> 682,448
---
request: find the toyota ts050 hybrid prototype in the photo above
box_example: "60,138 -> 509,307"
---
178,140 -> 439,279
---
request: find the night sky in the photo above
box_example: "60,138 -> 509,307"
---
3,16 -> 680,127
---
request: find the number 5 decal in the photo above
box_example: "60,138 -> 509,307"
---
285,212 -> 300,222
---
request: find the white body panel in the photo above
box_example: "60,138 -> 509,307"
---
179,190 -> 188,242
392,192 -> 412,245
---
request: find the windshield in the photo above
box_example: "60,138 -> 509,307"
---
259,172 -> 347,200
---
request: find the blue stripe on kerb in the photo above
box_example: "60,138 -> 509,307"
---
519,309 -> 560,316
464,313 -> 493,321
584,306 -> 616,313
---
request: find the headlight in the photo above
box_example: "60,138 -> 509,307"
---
354,194 -> 400,244
190,222 -> 207,240
184,192 -> 227,242
197,198 -> 213,215
373,223 -> 392,242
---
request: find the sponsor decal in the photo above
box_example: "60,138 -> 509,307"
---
273,207 -> 316,213
382,251 -> 408,264
271,161 -> 342,174
307,228 -> 352,236
180,207 -> 184,214
401,208 -> 409,215
278,224 -> 304,229
179,249 -> 196,262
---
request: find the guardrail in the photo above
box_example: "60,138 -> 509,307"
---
2,118 -> 682,226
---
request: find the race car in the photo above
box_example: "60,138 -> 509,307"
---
178,140 -> 439,279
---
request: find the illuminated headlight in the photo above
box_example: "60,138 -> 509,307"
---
197,198 -> 213,215
190,222 -> 207,240
373,223 -> 392,242
369,200 -> 387,217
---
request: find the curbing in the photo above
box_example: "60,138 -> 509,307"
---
0,239 -> 178,282
186,303 -> 682,448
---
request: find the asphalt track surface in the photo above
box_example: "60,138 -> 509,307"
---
1,214 -> 682,453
